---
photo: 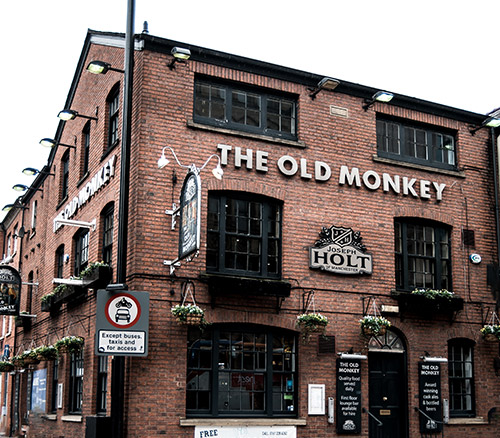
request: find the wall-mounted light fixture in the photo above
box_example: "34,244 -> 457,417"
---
338,353 -> 368,360
12,184 -> 42,194
363,91 -> 394,111
158,146 -> 223,180
1,203 -> 27,212
58,109 -> 98,121
309,77 -> 340,99
168,47 -> 192,70
22,167 -> 54,177
421,356 -> 448,363
86,60 -> 125,75
39,138 -> 76,149
469,111 -> 500,135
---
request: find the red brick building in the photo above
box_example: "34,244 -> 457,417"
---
0,29 -> 499,437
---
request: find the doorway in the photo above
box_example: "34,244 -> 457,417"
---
368,330 -> 408,438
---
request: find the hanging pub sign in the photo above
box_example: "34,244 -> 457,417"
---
0,265 -> 21,315
178,170 -> 201,261
336,359 -> 362,434
418,362 -> 443,433
309,225 -> 373,275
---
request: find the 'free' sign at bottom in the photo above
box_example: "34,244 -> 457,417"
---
98,330 -> 146,354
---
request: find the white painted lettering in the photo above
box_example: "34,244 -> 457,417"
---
255,150 -> 268,172
235,146 -> 253,169
420,180 -> 431,199
339,166 -> 361,187
315,161 -> 331,181
362,170 -> 381,190
277,155 -> 298,176
300,158 -> 312,179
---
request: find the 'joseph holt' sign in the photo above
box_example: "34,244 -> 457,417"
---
309,225 -> 372,275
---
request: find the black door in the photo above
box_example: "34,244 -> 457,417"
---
368,352 -> 408,438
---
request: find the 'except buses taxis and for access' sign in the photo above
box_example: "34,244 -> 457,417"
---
95,290 -> 149,357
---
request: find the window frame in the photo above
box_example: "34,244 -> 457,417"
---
186,324 -> 297,418
107,85 -> 120,150
448,339 -> 475,418
82,121 -> 91,177
61,150 -> 70,201
74,229 -> 89,277
207,192 -> 282,279
96,356 -> 108,414
69,350 -> 84,414
194,78 -> 298,141
376,117 -> 457,170
394,219 -> 451,292
101,203 -> 114,266
51,359 -> 59,413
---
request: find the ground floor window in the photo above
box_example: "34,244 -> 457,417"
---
69,351 -> 84,413
448,339 -> 475,417
186,324 -> 297,417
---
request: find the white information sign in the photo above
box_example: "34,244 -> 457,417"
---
98,330 -> 146,355
194,426 -> 296,438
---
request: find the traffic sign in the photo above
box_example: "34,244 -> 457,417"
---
96,289 -> 149,357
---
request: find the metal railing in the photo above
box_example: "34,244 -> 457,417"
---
362,407 -> 383,438
414,407 -> 444,438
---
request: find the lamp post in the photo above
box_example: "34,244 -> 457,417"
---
109,0 -> 135,437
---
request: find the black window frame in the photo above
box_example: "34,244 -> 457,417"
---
82,121 -> 91,176
107,85 -> 120,150
394,219 -> 451,292
61,150 -> 70,201
186,324 -> 297,418
448,339 -> 475,417
74,229 -> 89,277
55,245 -> 65,279
194,78 -> 298,141
51,359 -> 59,413
96,355 -> 108,414
101,203 -> 114,266
376,117 -> 457,170
69,350 -> 84,414
207,192 -> 282,279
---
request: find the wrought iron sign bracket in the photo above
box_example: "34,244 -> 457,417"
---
165,203 -> 180,230
301,289 -> 315,314
164,258 -> 181,275
361,296 -> 376,317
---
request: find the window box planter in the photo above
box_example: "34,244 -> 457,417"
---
15,312 -> 32,329
41,294 -> 59,313
80,263 -> 112,289
201,273 -> 291,298
391,289 -> 463,317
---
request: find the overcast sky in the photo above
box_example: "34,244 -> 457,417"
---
1,0 -> 499,223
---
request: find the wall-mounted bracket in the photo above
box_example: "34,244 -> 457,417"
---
165,203 -> 180,230
164,258 -> 181,275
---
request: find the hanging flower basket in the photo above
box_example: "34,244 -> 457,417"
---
171,304 -> 206,326
480,325 -> 500,342
55,336 -> 84,355
0,361 -> 14,372
296,313 -> 328,342
360,316 -> 391,337
11,357 -> 24,368
34,345 -> 58,361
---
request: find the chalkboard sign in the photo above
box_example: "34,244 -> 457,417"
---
418,362 -> 443,433
336,359 -> 362,434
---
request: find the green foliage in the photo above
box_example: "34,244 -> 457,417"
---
296,312 -> 328,329
171,304 -> 204,320
411,288 -> 455,300
480,324 -> 500,340
55,336 -> 84,354
359,315 -> 391,335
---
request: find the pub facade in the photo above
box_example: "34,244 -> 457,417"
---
0,29 -> 499,437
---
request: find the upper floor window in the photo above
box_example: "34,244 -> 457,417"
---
26,271 -> 34,315
101,203 -> 114,266
194,79 -> 297,140
395,219 -> 451,291
186,325 -> 297,417
377,118 -> 456,170
448,339 -> 475,417
107,85 -> 120,150
61,150 -> 70,201
55,245 -> 65,278
207,192 -> 282,279
74,229 -> 89,277
82,121 -> 91,176
31,200 -> 37,230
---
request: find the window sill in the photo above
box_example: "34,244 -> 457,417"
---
180,418 -> 307,427
61,415 -> 82,423
448,417 -> 487,425
200,273 -> 291,298
42,414 -> 57,421
187,120 -> 306,148
372,154 -> 465,178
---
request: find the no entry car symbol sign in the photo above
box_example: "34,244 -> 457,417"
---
96,290 -> 149,357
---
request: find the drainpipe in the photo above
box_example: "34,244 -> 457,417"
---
491,127 -> 500,310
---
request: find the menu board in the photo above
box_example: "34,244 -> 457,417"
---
418,362 -> 443,433
336,359 -> 362,434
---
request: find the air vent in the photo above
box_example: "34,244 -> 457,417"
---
463,229 -> 475,247
318,335 -> 335,354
